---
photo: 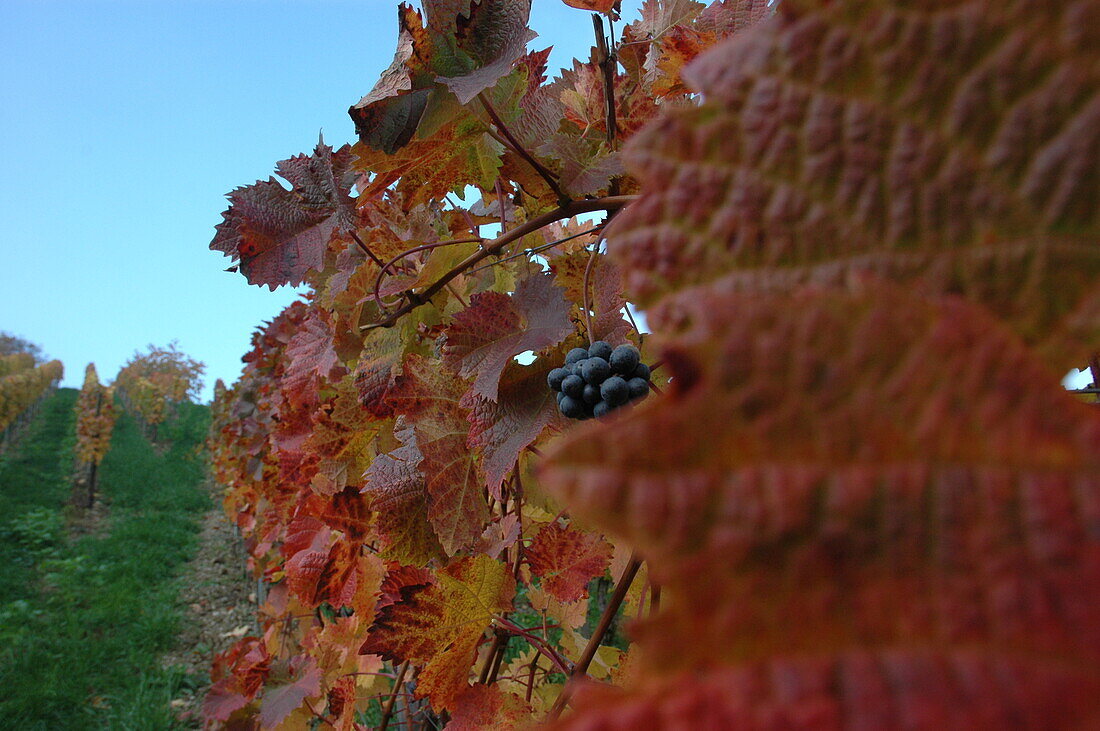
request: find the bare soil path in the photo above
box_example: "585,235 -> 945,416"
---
161,481 -> 256,726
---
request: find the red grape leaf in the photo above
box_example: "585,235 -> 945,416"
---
446,683 -> 533,729
464,358 -> 563,499
542,283 -> 1100,720
386,354 -> 489,554
439,0 -> 538,105
474,513 -> 521,560
589,254 -> 631,344
282,308 -> 347,410
525,521 -> 612,603
361,555 -> 515,710
351,0 -> 535,158
363,424 -> 446,565
202,678 -> 253,723
443,272 -> 573,402
620,0 -> 767,97
354,326 -> 405,418
210,141 -> 357,289
607,0 -> 1100,367
350,5 -> 432,154
538,134 -> 624,198
204,638 -> 269,721
260,663 -> 323,729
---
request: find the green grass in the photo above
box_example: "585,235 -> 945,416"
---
0,393 -> 212,729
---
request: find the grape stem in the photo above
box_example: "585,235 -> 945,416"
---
582,240 -> 601,346
362,196 -> 637,330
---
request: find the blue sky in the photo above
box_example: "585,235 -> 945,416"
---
0,0 -> 645,400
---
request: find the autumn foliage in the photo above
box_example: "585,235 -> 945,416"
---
205,0 -> 1100,728
0,357 -> 63,435
115,343 -> 204,436
74,364 -> 115,466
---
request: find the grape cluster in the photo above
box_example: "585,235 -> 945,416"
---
547,341 -> 651,420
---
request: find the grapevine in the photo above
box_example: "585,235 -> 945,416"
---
74,363 -> 116,508
202,0 -> 1100,728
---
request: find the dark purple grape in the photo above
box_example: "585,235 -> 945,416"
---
559,395 -> 585,419
547,367 -> 569,391
569,361 -> 584,377
632,362 -> 651,381
582,384 -> 601,405
609,345 -> 640,375
593,400 -> 611,418
627,377 -> 649,401
588,341 -> 613,361
556,390 -> 566,403
561,374 -> 585,399
565,347 -> 589,365
600,375 -> 629,406
581,357 -> 610,384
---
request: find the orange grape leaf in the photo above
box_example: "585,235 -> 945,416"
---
210,140 -> 357,289
608,0 -> 1100,366
525,521 -> 612,603
443,272 -> 573,401
386,354 -> 489,554
353,121 -> 505,209
446,683 -> 533,729
362,424 -> 446,565
259,662 -> 323,729
464,358 -> 564,499
361,555 -> 515,710
561,0 -> 619,13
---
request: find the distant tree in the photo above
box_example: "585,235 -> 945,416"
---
0,332 -> 45,363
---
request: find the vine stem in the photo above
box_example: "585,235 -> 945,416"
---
547,553 -> 643,720
478,92 -> 567,204
379,660 -> 410,731
494,617 -> 572,675
582,240 -> 601,345
304,698 -> 334,728
362,196 -> 637,330
592,13 -> 620,196
372,238 -> 483,311
512,462 -> 526,580
478,630 -> 508,684
465,226 -> 601,276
